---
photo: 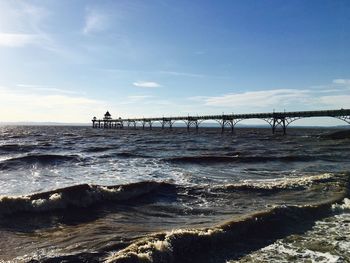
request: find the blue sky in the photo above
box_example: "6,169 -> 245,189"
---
0,0 -> 349,124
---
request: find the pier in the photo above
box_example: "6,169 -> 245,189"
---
92,109 -> 350,134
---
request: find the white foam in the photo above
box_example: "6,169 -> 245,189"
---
332,198 -> 350,212
106,227 -> 222,262
0,182 -> 164,216
49,192 -> 62,201
223,173 -> 334,190
229,212 -> 350,263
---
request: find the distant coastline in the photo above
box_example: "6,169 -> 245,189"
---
0,122 -> 91,126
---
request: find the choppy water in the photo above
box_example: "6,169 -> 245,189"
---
0,126 -> 349,262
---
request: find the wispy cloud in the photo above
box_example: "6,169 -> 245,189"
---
83,8 -> 109,35
0,2 -> 88,62
158,71 -> 205,78
318,95 -> 350,108
188,80 -> 350,112
16,84 -> 53,88
333,79 -> 350,85
0,1 -> 49,48
0,33 -> 43,47
197,89 -> 310,108
133,81 -> 161,88
127,95 -> 154,100
0,86 -> 105,122
95,68 -> 209,78
16,84 -> 80,95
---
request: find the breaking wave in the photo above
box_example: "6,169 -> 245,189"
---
216,173 -> 335,192
0,144 -> 36,153
84,146 -> 116,153
105,195 -> 348,263
0,154 -> 82,170
163,154 -> 336,164
0,181 -> 170,216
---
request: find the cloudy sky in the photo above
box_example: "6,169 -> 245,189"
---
0,0 -> 349,125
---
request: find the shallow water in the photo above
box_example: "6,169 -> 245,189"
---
0,126 -> 349,262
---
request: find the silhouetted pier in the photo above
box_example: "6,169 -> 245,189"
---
92,109 -> 350,134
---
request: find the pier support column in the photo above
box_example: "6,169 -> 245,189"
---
185,119 -> 199,132
161,119 -> 173,130
142,120 -> 152,130
127,121 -> 137,130
220,119 -> 235,134
272,116 -> 286,135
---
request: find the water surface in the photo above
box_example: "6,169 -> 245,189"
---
0,126 -> 349,262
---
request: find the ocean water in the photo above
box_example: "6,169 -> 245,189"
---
0,126 -> 349,262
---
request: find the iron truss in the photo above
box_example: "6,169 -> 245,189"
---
92,109 -> 350,134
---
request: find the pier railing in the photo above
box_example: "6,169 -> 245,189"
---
92,109 -> 350,134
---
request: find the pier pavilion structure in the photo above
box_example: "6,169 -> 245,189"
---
92,109 -> 350,134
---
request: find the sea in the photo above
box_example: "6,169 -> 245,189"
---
0,125 -> 349,263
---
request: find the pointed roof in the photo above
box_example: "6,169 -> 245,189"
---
104,111 -> 111,117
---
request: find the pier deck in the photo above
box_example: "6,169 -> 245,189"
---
92,109 -> 350,134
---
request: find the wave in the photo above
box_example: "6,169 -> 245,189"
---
0,181 -> 170,216
332,197 -> 350,212
105,195 -> 349,263
0,144 -> 36,153
115,152 -> 149,158
216,173 -> 336,192
0,154 -> 82,170
163,154 -> 326,164
84,146 -> 116,153
100,152 -> 152,159
320,129 -> 350,140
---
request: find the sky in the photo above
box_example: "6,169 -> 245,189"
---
0,0 -> 349,125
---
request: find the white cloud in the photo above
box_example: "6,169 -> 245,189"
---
133,81 -> 161,88
16,84 -> 53,88
96,68 -> 208,78
333,79 -> 350,85
0,1 -> 50,48
188,80 -> 350,113
158,71 -> 205,78
83,8 -> 109,35
318,95 -> 350,108
0,33 -> 42,47
0,2 -> 76,59
127,95 -> 153,100
0,2 -> 47,31
202,89 -> 310,108
16,84 -> 79,95
0,86 -> 105,122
